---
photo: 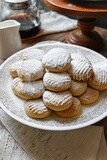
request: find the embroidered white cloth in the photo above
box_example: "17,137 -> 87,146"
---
34,11 -> 77,37
0,108 -> 107,160
0,11 -> 107,160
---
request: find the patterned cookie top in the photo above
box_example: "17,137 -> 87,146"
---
42,47 -> 71,72
43,72 -> 71,91
90,62 -> 107,84
17,59 -> 45,81
24,99 -> 52,119
22,48 -> 45,61
43,90 -> 73,110
69,58 -> 93,81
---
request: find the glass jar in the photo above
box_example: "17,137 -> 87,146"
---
2,0 -> 41,39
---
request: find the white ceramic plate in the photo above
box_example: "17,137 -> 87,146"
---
0,42 -> 107,131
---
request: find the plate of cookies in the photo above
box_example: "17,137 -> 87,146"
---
0,42 -> 107,131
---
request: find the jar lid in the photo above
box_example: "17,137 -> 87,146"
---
4,0 -> 28,3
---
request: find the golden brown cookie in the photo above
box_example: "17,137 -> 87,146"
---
12,77 -> 45,100
43,90 -> 73,111
10,60 -> 22,78
17,59 -> 44,81
22,48 -> 44,61
43,72 -> 71,92
88,62 -> 107,90
42,47 -> 71,72
55,97 -> 81,118
24,99 -> 52,119
78,87 -> 99,105
70,80 -> 87,96
69,58 -> 93,81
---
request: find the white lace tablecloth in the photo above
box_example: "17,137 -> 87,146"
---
0,11 -> 107,160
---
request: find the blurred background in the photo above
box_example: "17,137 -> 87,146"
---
0,0 -> 107,29
38,0 -> 107,29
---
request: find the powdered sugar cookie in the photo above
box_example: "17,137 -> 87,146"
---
17,59 -> 44,81
43,72 -> 71,92
22,48 -> 44,61
42,48 -> 71,72
88,62 -> 107,90
43,90 -> 73,111
10,60 -> 22,78
12,78 -> 45,100
78,87 -> 99,105
24,99 -> 52,119
69,58 -> 93,81
55,97 -> 81,118
70,80 -> 87,96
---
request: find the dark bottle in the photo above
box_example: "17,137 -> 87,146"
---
2,0 -> 41,39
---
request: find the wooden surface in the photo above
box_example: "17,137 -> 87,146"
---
44,0 -> 107,51
44,0 -> 107,18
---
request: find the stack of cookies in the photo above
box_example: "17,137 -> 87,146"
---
10,48 -> 52,119
42,48 -> 81,118
9,46 -> 107,120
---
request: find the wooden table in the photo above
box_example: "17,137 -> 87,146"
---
22,26 -> 107,142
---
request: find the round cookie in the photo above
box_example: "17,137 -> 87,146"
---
70,80 -> 87,96
22,48 -> 44,61
88,62 -> 107,90
55,97 -> 81,118
24,99 -> 52,119
10,60 -> 22,78
78,87 -> 99,105
43,72 -> 71,92
69,58 -> 93,81
17,59 -> 44,81
43,90 -> 73,111
42,47 -> 71,72
12,77 -> 45,100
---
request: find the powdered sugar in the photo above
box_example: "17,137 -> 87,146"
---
17,59 -> 45,81
42,48 -> 71,72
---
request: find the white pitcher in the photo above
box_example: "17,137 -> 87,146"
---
0,20 -> 22,59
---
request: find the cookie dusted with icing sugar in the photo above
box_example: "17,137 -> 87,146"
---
10,60 -> 22,78
70,80 -> 87,96
22,48 -> 45,61
24,99 -> 52,119
88,62 -> 107,90
12,78 -> 45,100
78,87 -> 99,105
43,90 -> 73,111
17,59 -> 44,82
42,48 -> 71,72
69,58 -> 93,81
55,97 -> 81,118
43,72 -> 71,92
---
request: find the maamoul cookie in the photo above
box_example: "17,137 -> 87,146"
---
43,72 -> 71,92
43,90 -> 73,111
12,78 -> 45,100
55,97 -> 81,118
69,58 -> 93,81
78,87 -> 99,105
88,62 -> 107,90
10,60 -> 22,78
70,80 -> 87,96
17,59 -> 44,81
42,47 -> 71,72
24,99 -> 52,119
22,48 -> 44,61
